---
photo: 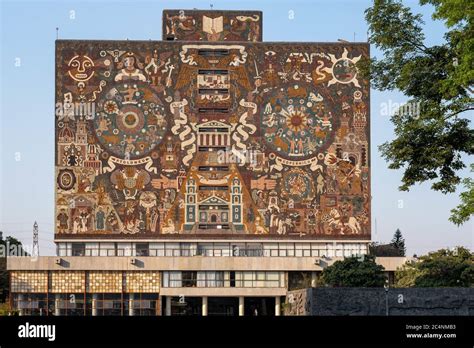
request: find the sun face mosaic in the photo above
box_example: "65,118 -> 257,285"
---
55,10 -> 370,240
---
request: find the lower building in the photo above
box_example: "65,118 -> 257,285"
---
7,240 -> 408,316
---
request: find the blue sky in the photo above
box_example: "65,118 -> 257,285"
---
0,0 -> 472,256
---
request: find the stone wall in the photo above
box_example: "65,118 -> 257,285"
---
285,288 -> 474,316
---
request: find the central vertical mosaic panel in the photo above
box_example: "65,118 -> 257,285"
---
162,10 -> 262,42
55,11 -> 370,241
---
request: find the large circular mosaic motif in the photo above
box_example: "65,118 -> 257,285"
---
261,84 -> 334,158
333,59 -> 357,83
281,169 -> 314,202
94,84 -> 167,159
57,168 -> 76,191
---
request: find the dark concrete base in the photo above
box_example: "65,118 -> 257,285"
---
285,288 -> 474,316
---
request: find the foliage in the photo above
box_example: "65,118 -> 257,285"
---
0,302 -> 15,316
363,0 -> 474,224
0,258 -> 6,302
450,164 -> 474,225
395,247 -> 474,287
288,271 -> 313,290
0,234 -> 28,304
391,228 -> 406,256
394,260 -> 423,287
320,255 -> 386,287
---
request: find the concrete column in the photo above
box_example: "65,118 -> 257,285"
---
92,294 -> 99,316
238,296 -> 244,316
311,271 -> 318,288
165,296 -> 172,316
54,294 -> 61,316
129,293 -> 135,316
202,296 -> 208,316
275,296 -> 281,316
18,294 -> 24,316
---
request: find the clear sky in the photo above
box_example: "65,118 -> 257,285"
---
0,0 -> 472,256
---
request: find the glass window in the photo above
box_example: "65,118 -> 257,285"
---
57,243 -> 69,256
278,243 -> 292,257
243,272 -> 253,287
85,243 -> 98,256
311,243 -> 323,257
71,243 -> 85,256
255,272 -> 265,287
150,243 -> 164,256
215,243 -> 230,257
197,243 -> 213,256
165,243 -> 179,256
197,272 -> 207,287
317,244 -> 328,257
263,243 -> 278,257
296,243 -> 311,257
266,272 -> 280,287
136,243 -> 149,257
99,243 -> 114,257
246,243 -> 263,257
182,271 -> 197,287
180,243 -> 196,256
326,243 -> 335,257
163,272 -> 182,287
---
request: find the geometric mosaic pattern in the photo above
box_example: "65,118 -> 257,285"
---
125,272 -> 160,293
50,271 -> 86,293
10,271 -> 160,294
10,271 -> 48,293
87,272 -> 123,293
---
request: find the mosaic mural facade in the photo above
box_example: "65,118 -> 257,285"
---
162,10 -> 262,42
55,11 -> 370,240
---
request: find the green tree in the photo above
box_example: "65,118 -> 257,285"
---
363,0 -> 474,224
449,164 -> 474,225
321,255 -> 386,287
391,228 -> 406,256
395,247 -> 474,287
0,234 -> 28,304
393,260 -> 423,287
